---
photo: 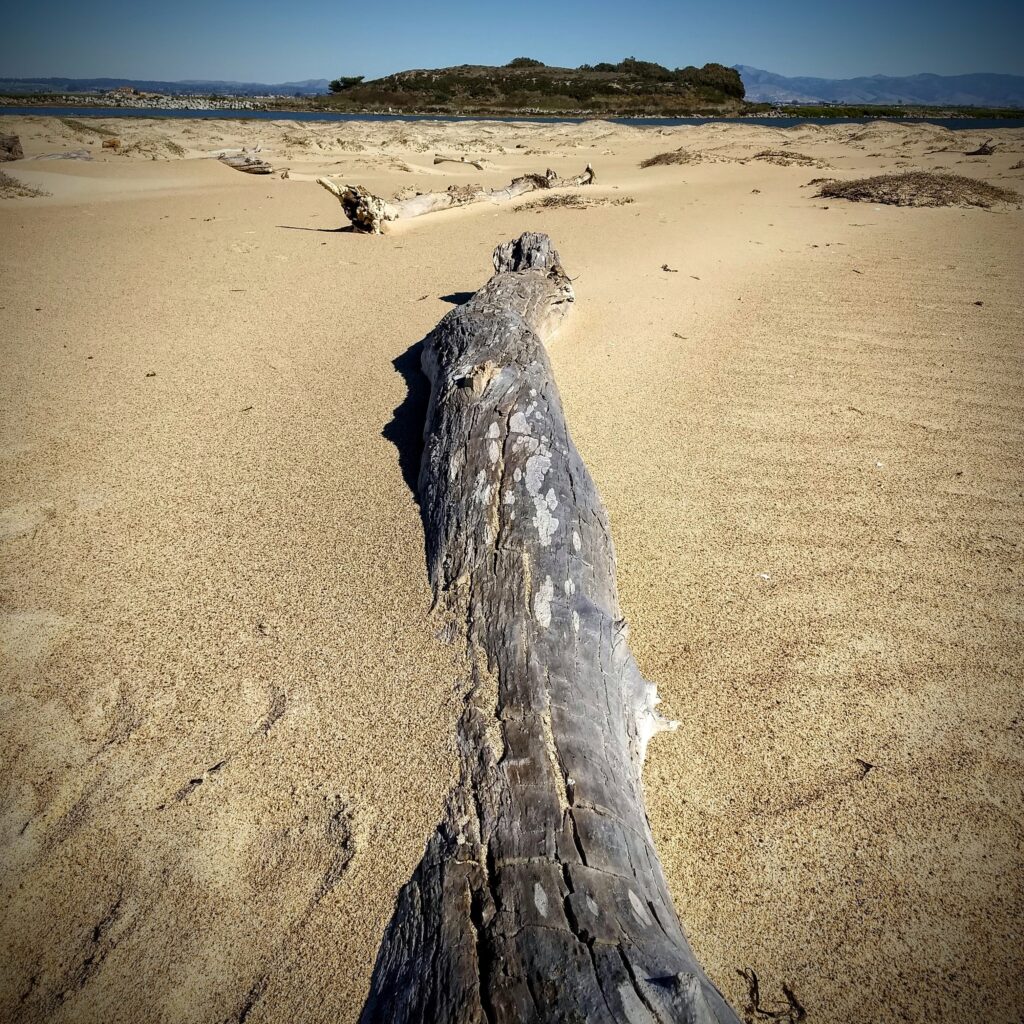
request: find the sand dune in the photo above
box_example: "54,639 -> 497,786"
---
1,115 -> 1022,1024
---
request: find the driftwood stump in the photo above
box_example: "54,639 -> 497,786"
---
317,165 -> 595,233
965,139 -> 996,156
0,134 -> 24,162
219,153 -> 273,174
361,233 -> 739,1023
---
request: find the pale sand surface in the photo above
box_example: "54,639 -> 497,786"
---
1,114 -> 1022,1023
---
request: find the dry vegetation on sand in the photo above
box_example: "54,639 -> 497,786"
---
640,148 -> 700,168
641,147 -> 822,169
0,170 -> 49,198
814,171 -> 1020,208
522,193 -> 634,210
753,148 -> 820,166
57,117 -> 118,138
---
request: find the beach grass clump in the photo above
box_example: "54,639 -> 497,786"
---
753,149 -> 819,166
640,149 -> 699,168
58,117 -> 117,138
815,171 -> 1020,208
524,193 -> 635,210
526,193 -> 590,209
0,171 -> 50,198
544,193 -> 597,208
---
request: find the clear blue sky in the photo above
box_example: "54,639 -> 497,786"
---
2,0 -> 1022,81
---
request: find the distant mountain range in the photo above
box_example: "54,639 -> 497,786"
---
735,66 -> 1024,108
0,77 -> 331,96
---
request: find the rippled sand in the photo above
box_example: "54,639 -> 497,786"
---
1,113 -> 1022,1023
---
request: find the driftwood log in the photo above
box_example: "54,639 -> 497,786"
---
0,134 -> 23,162
965,138 -> 996,156
360,232 -> 739,1023
219,153 -> 273,174
317,164 -> 595,233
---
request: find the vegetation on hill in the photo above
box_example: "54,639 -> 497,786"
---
814,172 -> 1020,208
328,76 -> 365,92
314,58 -> 746,115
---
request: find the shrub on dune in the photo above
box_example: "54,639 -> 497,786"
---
815,171 -> 1020,208
639,148 -> 699,168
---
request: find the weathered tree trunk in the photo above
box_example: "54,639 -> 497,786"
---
317,165 -> 595,233
361,233 -> 739,1024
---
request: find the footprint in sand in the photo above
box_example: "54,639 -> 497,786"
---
0,503 -> 54,542
0,438 -> 36,461
0,611 -> 69,666
230,241 -> 258,254
75,489 -> 111,513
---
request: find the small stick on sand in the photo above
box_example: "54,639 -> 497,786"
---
316,164 -> 596,233
433,154 -> 486,171
359,231 -> 740,1024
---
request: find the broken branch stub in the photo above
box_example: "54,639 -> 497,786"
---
965,138 -> 996,156
359,232 -> 739,1023
317,164 -> 596,233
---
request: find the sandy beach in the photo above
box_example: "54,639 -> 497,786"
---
1,113 -> 1022,1023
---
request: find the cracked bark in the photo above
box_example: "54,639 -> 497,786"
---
360,232 -> 739,1024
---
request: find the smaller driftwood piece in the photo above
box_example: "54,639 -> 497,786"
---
965,139 -> 996,156
219,152 -> 273,175
433,154 -> 487,171
316,164 -> 596,233
0,135 -> 24,162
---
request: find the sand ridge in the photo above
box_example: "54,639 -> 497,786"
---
1,115 -> 1022,1023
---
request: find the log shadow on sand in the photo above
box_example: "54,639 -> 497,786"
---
382,340 -> 429,501
275,223 -> 358,233
382,289 -> 477,499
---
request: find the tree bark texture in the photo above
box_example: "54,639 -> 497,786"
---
360,232 -> 740,1024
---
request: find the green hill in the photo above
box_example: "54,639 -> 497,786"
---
315,58 -> 745,116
